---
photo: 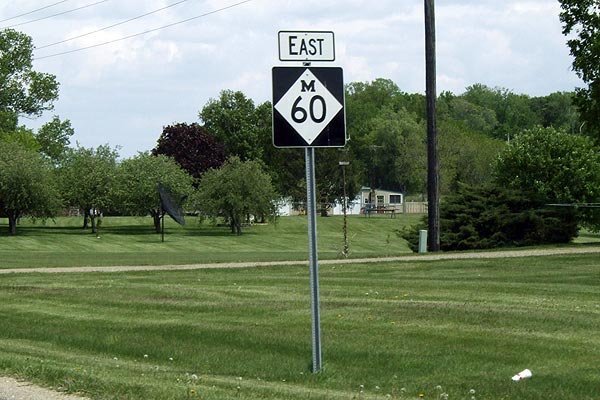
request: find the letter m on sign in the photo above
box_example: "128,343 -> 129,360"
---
272,66 -> 346,148
301,80 -> 316,92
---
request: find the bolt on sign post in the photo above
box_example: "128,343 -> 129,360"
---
272,31 -> 346,373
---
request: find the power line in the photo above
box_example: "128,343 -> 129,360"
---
547,203 -> 600,208
3,0 -> 109,29
37,0 -> 191,50
0,0 -> 72,24
34,0 -> 253,60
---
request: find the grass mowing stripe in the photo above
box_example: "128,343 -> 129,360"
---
0,254 -> 598,399
0,216 -> 419,269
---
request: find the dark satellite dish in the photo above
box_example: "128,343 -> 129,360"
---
158,183 -> 186,225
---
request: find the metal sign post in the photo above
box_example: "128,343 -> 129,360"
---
272,30 -> 346,374
305,147 -> 322,372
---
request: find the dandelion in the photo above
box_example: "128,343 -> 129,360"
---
419,394 -> 425,398
469,389 -> 476,394
375,386 -> 380,390
435,385 -> 443,391
113,357 -> 118,361
143,354 -> 149,358
440,394 -> 448,400
169,357 -> 174,361
191,374 -> 199,381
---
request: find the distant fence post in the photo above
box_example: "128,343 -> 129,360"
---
418,230 -> 428,253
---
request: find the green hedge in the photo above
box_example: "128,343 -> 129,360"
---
401,185 -> 578,251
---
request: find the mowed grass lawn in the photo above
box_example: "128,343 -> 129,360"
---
0,215 -> 420,269
0,253 -> 598,399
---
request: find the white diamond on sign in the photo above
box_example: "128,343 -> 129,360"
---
274,69 -> 343,145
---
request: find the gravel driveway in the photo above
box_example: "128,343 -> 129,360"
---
1,246 -> 599,399
1,246 -> 600,275
0,377 -> 88,400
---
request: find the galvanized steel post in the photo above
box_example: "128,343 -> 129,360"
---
305,147 -> 322,372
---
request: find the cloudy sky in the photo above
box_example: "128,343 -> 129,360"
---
1,0 -> 582,157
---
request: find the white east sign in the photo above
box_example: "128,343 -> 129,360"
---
278,31 -> 335,62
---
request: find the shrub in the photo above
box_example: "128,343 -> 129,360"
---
400,184 -> 578,251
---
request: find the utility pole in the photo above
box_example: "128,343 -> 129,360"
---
425,0 -> 440,251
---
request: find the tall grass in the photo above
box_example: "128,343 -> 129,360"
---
0,254 -> 598,399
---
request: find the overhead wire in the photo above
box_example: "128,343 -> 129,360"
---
37,0 -> 191,50
3,0 -> 109,29
34,0 -> 253,60
0,0 -> 72,24
547,203 -> 600,208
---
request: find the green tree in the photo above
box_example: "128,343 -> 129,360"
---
199,90 -> 263,161
440,93 -> 498,136
0,142 -> 61,235
36,116 -> 74,163
530,91 -> 580,133
345,79 -> 405,137
1,29 -> 63,160
58,144 -> 119,233
559,0 -> 600,139
115,153 -> 194,233
495,126 -> 600,228
0,29 -> 59,119
401,184 -> 578,251
438,119 -> 505,193
194,157 -> 277,235
366,107 -> 426,194
0,125 -> 39,151
461,84 -> 539,140
345,79 -> 426,199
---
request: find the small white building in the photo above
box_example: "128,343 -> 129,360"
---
279,188 -> 423,216
358,187 -> 404,211
333,187 -> 404,215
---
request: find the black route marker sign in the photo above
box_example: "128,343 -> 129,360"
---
272,66 -> 346,148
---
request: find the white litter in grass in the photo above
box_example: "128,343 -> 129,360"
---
512,368 -> 532,381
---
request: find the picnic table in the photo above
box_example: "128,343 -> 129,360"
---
363,207 -> 396,218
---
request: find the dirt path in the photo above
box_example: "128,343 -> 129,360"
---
1,246 -> 599,399
1,246 -> 600,275
0,376 -> 89,400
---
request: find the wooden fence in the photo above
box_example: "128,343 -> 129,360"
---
402,201 -> 428,214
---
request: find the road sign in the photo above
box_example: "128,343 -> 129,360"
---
278,31 -> 335,62
272,66 -> 346,147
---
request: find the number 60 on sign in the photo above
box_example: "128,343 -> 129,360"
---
272,67 -> 346,148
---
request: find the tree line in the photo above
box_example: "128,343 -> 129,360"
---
2,0 -> 600,248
